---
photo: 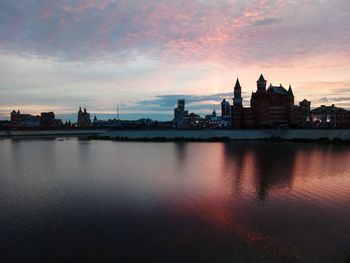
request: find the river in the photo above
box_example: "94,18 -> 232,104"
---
0,138 -> 349,262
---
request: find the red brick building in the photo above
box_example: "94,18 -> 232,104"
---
232,74 -> 310,128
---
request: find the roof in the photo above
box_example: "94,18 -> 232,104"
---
234,78 -> 241,89
311,105 -> 349,114
267,84 -> 290,96
258,74 -> 266,82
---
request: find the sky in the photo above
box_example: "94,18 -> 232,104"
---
0,0 -> 350,121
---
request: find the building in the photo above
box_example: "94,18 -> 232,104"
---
231,74 -> 310,128
40,112 -> 56,127
77,107 -> 92,128
173,99 -> 202,129
173,99 -> 189,128
220,99 -> 231,127
0,120 -> 11,129
310,104 -> 350,128
205,110 -> 221,128
10,110 -> 21,127
10,110 -> 62,128
10,110 -> 41,128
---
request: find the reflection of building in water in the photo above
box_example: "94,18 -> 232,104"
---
251,143 -> 297,200
173,143 -> 188,170
222,142 -> 250,195
221,142 -> 298,200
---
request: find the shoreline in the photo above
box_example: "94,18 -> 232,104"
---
0,129 -> 106,139
87,135 -> 350,145
1,129 -> 350,145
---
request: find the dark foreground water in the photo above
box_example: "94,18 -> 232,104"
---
0,139 -> 350,262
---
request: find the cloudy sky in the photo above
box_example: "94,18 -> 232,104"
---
0,0 -> 350,121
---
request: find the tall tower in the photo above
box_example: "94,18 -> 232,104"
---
257,74 -> 267,92
177,99 -> 185,112
233,78 -> 242,107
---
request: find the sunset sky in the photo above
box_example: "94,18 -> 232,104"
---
0,0 -> 350,121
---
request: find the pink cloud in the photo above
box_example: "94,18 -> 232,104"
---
2,0 -> 348,67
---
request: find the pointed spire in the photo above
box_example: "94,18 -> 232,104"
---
234,78 -> 241,89
79,106 -> 82,112
288,84 -> 294,96
258,74 -> 266,82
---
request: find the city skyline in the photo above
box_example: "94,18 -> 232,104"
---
1,0 -> 350,120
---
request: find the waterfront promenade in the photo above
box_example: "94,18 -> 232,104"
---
0,129 -> 106,138
2,129 -> 350,141
105,129 -> 350,141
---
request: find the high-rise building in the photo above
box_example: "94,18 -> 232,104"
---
233,79 -> 242,107
221,98 -> 231,127
173,99 -> 189,128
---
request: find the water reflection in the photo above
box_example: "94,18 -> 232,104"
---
0,139 -> 349,262
173,142 -> 188,170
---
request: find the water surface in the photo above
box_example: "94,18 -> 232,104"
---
0,139 -> 350,262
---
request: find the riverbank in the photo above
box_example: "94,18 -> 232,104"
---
91,129 -> 350,144
0,129 -> 106,138
2,129 -> 350,144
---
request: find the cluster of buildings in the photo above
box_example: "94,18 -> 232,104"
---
5,107 -> 92,129
230,74 -> 311,129
173,99 -> 222,129
1,74 -> 349,130
2,106 -> 173,130
9,110 -> 63,129
173,74 -> 350,129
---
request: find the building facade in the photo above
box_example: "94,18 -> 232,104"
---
10,110 -> 62,128
220,99 -> 231,127
10,110 -> 41,128
310,104 -> 350,128
40,112 -> 56,127
231,74 -> 310,129
173,99 -> 189,128
77,107 -> 92,128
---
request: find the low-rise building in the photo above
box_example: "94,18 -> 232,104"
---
310,104 -> 350,128
10,110 -> 41,128
40,112 -> 57,127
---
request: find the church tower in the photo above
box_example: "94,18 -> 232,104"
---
257,74 -> 267,92
233,78 -> 243,107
